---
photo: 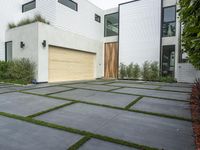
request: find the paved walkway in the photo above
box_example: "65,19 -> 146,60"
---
0,80 -> 195,150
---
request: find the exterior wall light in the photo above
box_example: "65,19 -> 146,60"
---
20,41 -> 25,48
42,40 -> 46,48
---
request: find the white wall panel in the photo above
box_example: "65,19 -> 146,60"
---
119,0 -> 161,66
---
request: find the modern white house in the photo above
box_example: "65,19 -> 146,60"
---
0,0 -> 199,83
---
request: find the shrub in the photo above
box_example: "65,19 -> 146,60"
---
149,61 -> 159,81
119,63 -> 127,79
159,76 -> 176,83
132,63 -> 140,79
0,58 -> 35,84
8,14 -> 50,29
141,61 -> 151,81
126,63 -> 134,78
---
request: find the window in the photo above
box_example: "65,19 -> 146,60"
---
95,14 -> 101,23
5,41 -> 12,61
58,0 -> 78,11
162,6 -> 176,37
104,12 -> 119,37
22,0 -> 36,12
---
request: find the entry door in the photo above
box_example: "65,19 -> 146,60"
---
162,45 -> 175,77
104,42 -> 119,79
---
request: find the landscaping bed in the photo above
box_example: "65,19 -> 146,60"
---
191,79 -> 200,149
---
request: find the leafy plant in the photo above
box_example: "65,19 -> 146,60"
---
119,63 -> 127,79
178,0 -> 200,69
0,58 -> 35,84
141,61 -> 151,81
8,14 -> 50,29
132,63 -> 140,79
159,76 -> 176,83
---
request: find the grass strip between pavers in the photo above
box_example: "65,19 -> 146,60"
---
19,91 -> 192,122
68,136 -> 91,150
0,112 -> 158,150
125,96 -> 143,109
27,101 -> 77,118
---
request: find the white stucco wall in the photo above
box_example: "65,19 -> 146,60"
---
0,0 -> 22,60
5,23 -> 39,81
119,0 -> 161,66
6,22 -> 103,82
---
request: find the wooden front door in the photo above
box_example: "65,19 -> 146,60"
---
104,42 -> 119,79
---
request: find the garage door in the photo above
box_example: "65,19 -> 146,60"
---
49,46 -> 96,82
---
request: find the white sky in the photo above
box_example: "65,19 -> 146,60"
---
88,0 -> 131,10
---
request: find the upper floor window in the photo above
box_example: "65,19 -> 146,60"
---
95,14 -> 101,23
104,12 -> 119,37
58,0 -> 78,11
22,0 -> 36,13
162,6 -> 176,37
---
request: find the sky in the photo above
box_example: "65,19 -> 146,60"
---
88,0 -> 131,10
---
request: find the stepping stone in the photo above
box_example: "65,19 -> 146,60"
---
0,116 -> 82,150
0,92 -> 69,116
159,86 -> 192,92
25,86 -> 73,95
130,97 -> 191,119
64,84 -> 119,91
79,139 -> 137,150
113,88 -> 190,101
50,89 -> 138,107
36,103 -> 195,150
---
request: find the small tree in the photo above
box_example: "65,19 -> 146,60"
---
149,61 -> 159,81
132,63 -> 140,79
119,63 -> 127,79
178,0 -> 200,69
141,61 -> 151,81
126,62 -> 134,78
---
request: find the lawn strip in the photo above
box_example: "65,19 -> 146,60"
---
68,136 -> 91,150
125,96 -> 143,109
0,112 -> 158,150
45,88 -> 77,96
27,101 -> 77,118
19,91 -> 192,121
106,87 -> 124,92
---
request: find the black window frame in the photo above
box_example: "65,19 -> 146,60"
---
162,5 -> 176,37
95,14 -> 101,23
5,41 -> 12,62
58,0 -> 78,11
104,12 -> 119,37
22,0 -> 36,13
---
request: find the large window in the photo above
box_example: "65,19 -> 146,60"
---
104,13 -> 119,37
5,41 -> 12,61
22,0 -> 36,13
162,6 -> 176,37
58,0 -> 78,11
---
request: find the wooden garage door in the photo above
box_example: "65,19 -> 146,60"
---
49,46 -> 96,82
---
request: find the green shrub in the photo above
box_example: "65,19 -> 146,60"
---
132,63 -> 140,79
8,14 -> 50,29
159,76 -> 176,83
119,63 -> 127,79
149,61 -> 159,81
0,58 -> 35,84
141,61 -> 151,81
126,63 -> 134,78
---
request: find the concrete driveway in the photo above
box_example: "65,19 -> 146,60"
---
0,80 -> 195,150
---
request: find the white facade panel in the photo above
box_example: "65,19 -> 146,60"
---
119,0 -> 161,66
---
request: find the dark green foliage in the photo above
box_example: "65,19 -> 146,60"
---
178,0 -> 200,69
0,58 -> 35,84
141,61 -> 159,81
126,63 -> 134,78
141,61 -> 151,81
159,76 -> 177,83
119,63 -> 127,79
8,14 -> 50,29
132,64 -> 140,79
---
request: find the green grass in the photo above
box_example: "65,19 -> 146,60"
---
0,112 -> 158,150
19,91 -> 192,122
68,136 -> 91,150
27,101 -> 77,118
125,96 -> 143,109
